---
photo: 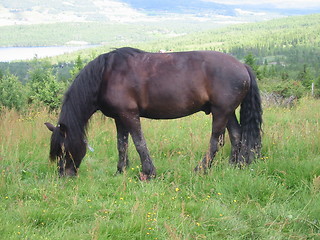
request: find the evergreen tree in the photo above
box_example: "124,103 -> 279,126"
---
297,64 -> 313,88
0,71 -> 26,110
27,60 -> 64,110
244,53 -> 262,80
69,55 -> 84,82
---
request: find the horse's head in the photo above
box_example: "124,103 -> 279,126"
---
45,122 -> 86,177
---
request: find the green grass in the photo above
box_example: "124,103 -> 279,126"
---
1,98 -> 320,239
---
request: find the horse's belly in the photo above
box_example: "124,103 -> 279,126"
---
140,102 -> 204,119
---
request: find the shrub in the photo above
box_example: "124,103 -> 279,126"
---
0,71 -> 26,110
27,60 -> 65,110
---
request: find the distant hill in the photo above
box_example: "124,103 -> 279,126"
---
1,0 -> 319,26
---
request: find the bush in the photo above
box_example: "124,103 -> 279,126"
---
259,78 -> 306,98
0,72 -> 26,110
27,60 -> 65,110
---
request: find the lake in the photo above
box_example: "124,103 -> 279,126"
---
0,45 -> 98,62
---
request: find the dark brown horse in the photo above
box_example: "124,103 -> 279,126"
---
45,47 -> 262,178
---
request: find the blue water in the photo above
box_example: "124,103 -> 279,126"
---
0,45 -> 98,62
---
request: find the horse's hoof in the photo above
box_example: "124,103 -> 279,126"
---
194,165 -> 208,174
139,172 -> 156,181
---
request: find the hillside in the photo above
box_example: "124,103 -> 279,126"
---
1,0 -> 319,27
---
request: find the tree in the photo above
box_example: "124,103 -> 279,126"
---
244,53 -> 262,80
297,64 -> 313,89
69,55 -> 84,83
314,75 -> 320,97
27,60 -> 64,110
0,71 -> 26,110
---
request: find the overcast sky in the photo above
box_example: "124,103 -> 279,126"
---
203,0 -> 320,9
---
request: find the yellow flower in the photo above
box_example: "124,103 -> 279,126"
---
217,192 -> 222,195
175,187 -> 180,192
196,222 -> 201,226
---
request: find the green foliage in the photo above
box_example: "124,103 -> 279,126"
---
69,55 -> 84,82
27,60 -> 64,110
0,71 -> 26,110
314,76 -> 320,97
259,79 -> 306,98
244,53 -> 262,79
297,64 -> 313,88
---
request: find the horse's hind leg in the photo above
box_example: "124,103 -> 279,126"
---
195,112 -> 229,172
118,114 -> 156,179
226,112 -> 242,165
115,119 -> 129,173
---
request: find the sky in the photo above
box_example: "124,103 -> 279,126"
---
203,0 -> 320,9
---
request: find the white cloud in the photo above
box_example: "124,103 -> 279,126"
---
202,0 -> 320,9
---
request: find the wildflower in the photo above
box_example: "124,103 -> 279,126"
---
196,222 -> 201,226
233,200 -> 237,203
217,192 -> 222,196
175,187 -> 180,192
120,197 -> 124,200
87,199 -> 92,202
219,214 -> 223,217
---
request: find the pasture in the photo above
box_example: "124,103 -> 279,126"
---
0,98 -> 319,239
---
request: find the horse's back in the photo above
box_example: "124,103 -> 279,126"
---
99,49 -> 250,119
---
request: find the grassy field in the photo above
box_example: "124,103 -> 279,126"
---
0,98 -> 319,239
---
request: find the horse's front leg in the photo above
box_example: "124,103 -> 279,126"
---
118,114 -> 156,179
115,119 -> 129,174
195,113 -> 228,172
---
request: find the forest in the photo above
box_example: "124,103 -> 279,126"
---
0,13 -> 320,111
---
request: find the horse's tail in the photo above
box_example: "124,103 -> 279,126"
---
239,64 -> 263,164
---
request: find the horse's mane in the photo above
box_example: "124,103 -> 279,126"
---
50,47 -> 145,161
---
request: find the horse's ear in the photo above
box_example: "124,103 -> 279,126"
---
58,123 -> 67,136
44,122 -> 56,132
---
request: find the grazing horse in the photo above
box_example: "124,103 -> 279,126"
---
45,47 -> 262,178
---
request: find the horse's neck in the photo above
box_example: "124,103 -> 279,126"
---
59,100 -> 95,133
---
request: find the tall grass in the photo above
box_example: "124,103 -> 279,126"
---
0,98 -> 319,239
